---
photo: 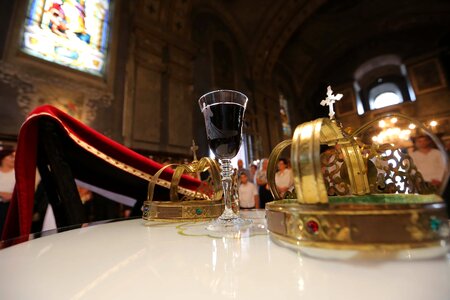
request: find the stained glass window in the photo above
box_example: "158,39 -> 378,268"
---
22,0 -> 111,76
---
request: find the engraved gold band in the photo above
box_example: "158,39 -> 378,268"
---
266,197 -> 448,248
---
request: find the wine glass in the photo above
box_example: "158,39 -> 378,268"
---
199,90 -> 252,232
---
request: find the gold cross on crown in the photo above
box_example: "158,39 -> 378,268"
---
320,86 -> 343,119
190,139 -> 199,161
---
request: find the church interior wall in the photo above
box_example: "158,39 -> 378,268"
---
0,0 -> 449,164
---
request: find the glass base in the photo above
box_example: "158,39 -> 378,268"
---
206,210 -> 252,232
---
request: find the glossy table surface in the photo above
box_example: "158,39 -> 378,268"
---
1,210 -> 449,300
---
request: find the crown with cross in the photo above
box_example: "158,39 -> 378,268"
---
265,86 -> 449,259
142,140 -> 224,221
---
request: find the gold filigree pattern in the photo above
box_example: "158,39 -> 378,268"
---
367,143 -> 436,194
316,142 -> 436,196
320,148 -> 350,196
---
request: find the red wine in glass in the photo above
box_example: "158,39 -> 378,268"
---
199,90 -> 252,232
204,102 -> 245,159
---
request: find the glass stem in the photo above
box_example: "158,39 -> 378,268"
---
219,159 -> 237,220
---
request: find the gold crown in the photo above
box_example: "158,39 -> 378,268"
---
266,88 -> 449,259
142,157 -> 224,221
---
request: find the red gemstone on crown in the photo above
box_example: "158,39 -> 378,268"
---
306,220 -> 319,234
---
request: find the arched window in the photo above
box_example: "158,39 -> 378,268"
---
354,55 -> 415,114
368,82 -> 403,110
373,92 -> 402,109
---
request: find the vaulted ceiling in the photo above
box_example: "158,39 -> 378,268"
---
191,0 -> 450,121
196,0 -> 449,83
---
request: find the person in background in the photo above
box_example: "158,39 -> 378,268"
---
256,158 -> 273,208
249,164 -> 257,183
238,172 -> 259,209
275,158 -> 294,198
0,147 -> 15,235
410,135 -> 445,188
237,159 -> 250,179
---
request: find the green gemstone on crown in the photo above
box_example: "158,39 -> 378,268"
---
430,216 -> 442,232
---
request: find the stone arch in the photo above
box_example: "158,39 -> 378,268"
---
251,0 -> 329,81
191,1 -> 250,79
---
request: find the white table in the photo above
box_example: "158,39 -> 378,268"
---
1,211 -> 449,300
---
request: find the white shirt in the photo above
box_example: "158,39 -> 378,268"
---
0,170 -> 15,194
275,169 -> 294,190
238,182 -> 258,208
410,149 -> 445,182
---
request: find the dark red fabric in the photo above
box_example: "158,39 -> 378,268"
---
2,105 -> 200,243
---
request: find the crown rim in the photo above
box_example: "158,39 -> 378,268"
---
266,194 -> 448,251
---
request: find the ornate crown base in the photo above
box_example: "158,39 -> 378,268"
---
266,194 -> 449,255
142,199 -> 224,221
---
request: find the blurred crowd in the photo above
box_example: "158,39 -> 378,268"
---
236,157 -> 295,210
